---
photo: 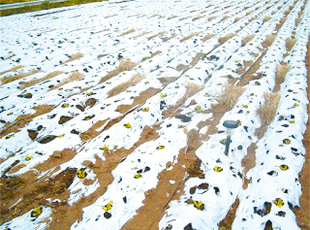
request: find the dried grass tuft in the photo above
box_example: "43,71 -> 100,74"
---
263,16 -> 271,23
208,16 -> 216,21
217,85 -> 245,109
241,34 -> 255,46
100,59 -> 136,84
62,52 -> 83,64
275,63 -> 290,86
1,70 -> 40,85
201,34 -> 214,42
234,17 -> 241,23
285,38 -> 296,51
262,34 -> 276,48
20,71 -> 62,89
246,10 -> 254,16
180,32 -> 200,42
256,92 -> 280,138
192,16 -> 203,21
185,83 -> 204,98
122,29 -> 136,36
0,65 -> 24,76
218,33 -> 234,44
107,74 -> 144,98
50,71 -> 83,90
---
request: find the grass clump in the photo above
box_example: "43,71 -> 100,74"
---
241,34 -> 255,46
99,59 -> 136,84
62,52 -> 83,64
275,63 -> 290,88
285,38 -> 296,51
20,71 -> 62,89
49,71 -> 83,90
263,16 -> 271,23
217,85 -> 245,110
262,34 -> 276,48
1,70 -> 40,85
121,29 -> 136,36
218,33 -> 234,44
180,32 -> 201,42
256,92 -> 280,138
107,74 -> 144,98
201,34 -> 214,42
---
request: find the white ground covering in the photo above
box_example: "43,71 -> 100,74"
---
0,0 -> 309,229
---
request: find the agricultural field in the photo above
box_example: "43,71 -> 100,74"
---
0,0 -> 309,229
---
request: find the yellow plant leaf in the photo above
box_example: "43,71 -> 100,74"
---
193,200 -> 204,210
102,201 -> 113,211
25,156 -> 32,161
156,145 -> 165,150
279,164 -> 289,170
160,93 -> 167,98
77,169 -> 87,179
213,166 -> 223,172
134,173 -> 142,179
31,206 -> 43,217
273,198 -> 284,207
124,123 -> 131,128
220,139 -> 227,145
283,139 -> 291,144
142,107 -> 149,112
195,106 -> 202,112
100,145 -> 109,151
57,134 -> 65,137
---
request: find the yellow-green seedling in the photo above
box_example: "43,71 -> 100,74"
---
192,200 -> 204,210
283,139 -> 291,145
279,165 -> 289,170
102,201 -> 113,211
195,105 -> 202,112
100,145 -> 109,151
77,168 -> 87,179
273,198 -> 284,207
134,173 -> 142,179
25,156 -> 32,161
213,166 -> 223,172
156,145 -> 165,150
142,107 -> 150,112
31,206 -> 43,217
160,93 -> 167,98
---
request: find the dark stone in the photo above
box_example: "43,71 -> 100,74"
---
27,129 -> 38,140
214,187 -> 220,195
264,220 -> 273,230
175,114 -> 191,122
184,223 -> 194,230
76,104 -> 85,112
37,135 -> 57,144
58,116 -> 73,124
71,129 -> 80,135
85,98 -> 97,107
189,187 -> 196,194
254,202 -> 272,217
104,212 -> 112,219
144,166 -> 151,172
198,183 -> 209,190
